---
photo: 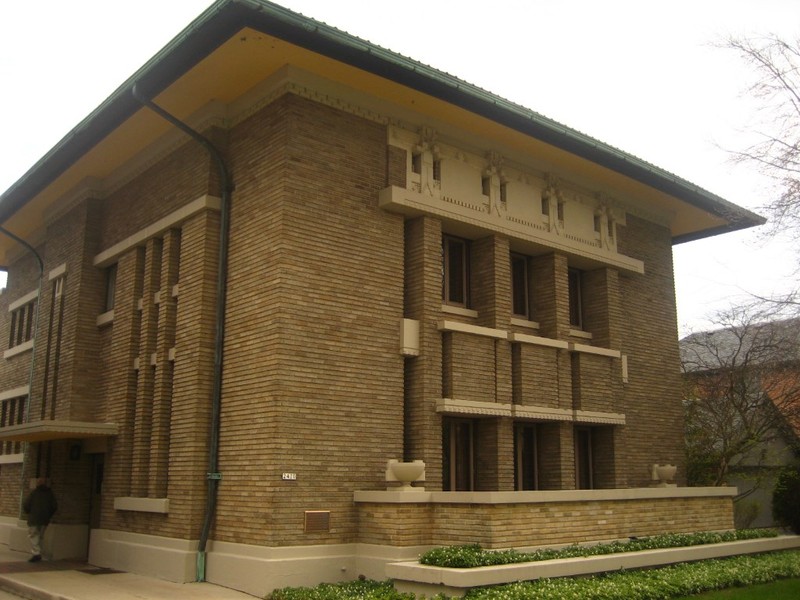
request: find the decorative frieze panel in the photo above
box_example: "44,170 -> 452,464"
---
383,125 -> 643,274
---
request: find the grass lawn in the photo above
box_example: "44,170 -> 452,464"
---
681,578 -> 800,599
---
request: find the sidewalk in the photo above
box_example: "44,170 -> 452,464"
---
0,547 -> 257,600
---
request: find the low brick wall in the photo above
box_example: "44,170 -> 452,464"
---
355,488 -> 735,549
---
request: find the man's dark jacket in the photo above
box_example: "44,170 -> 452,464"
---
23,484 -> 57,527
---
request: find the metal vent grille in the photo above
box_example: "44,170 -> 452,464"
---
304,510 -> 331,533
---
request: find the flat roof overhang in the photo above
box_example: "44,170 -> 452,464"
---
0,0 -> 765,263
0,420 -> 118,443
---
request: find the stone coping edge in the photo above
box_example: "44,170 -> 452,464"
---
354,486 -> 737,504
388,535 -> 800,592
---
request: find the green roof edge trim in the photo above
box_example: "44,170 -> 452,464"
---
0,0 -> 765,241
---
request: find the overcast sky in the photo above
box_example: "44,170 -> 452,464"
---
1,0 -> 797,335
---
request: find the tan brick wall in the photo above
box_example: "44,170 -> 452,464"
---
617,216 -> 685,486
404,216 -> 445,489
0,85 -> 689,555
356,495 -> 734,548
214,94 -> 405,546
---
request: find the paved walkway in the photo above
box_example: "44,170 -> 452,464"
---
0,547 -> 257,600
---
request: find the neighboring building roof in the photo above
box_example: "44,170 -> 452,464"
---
680,317 -> 800,372
0,0 -> 764,262
681,317 -> 800,440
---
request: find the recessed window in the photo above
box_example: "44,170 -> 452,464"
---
8,300 -> 36,348
433,159 -> 442,182
104,264 -> 118,312
481,176 -> 491,197
442,235 -> 470,307
557,201 -> 565,222
500,182 -> 508,205
541,196 -> 550,216
443,417 -> 476,491
511,254 -> 531,319
608,217 -> 615,240
593,214 -> 601,233
514,423 -> 538,490
575,427 -> 593,489
411,153 -> 422,175
568,268 -> 583,329
0,396 -> 25,455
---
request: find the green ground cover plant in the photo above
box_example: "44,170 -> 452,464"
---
265,550 -> 800,600
678,578 -> 800,599
419,529 -> 777,568
464,551 -> 800,600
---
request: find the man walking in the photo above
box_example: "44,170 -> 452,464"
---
22,477 -> 57,563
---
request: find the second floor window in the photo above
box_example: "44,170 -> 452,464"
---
8,300 -> 36,348
511,254 -> 530,319
104,264 -> 118,312
568,268 -> 583,329
442,235 -> 470,307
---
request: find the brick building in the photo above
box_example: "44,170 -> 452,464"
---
0,0 -> 762,595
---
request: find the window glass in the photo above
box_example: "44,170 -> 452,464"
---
443,418 -> 476,491
568,268 -> 583,328
514,423 -> 538,490
442,236 -> 469,307
511,254 -> 530,318
104,264 -> 117,312
8,300 -> 36,348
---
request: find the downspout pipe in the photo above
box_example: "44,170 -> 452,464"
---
0,226 -> 44,515
131,84 -> 232,582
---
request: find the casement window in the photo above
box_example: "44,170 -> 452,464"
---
104,264 -> 118,312
568,267 -> 583,329
442,417 -> 476,491
575,427 -> 593,490
8,299 -> 36,348
511,253 -> 531,319
442,235 -> 470,308
514,423 -> 538,490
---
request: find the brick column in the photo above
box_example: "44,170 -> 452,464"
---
531,253 -> 570,340
538,421 -> 575,490
404,216 -> 444,489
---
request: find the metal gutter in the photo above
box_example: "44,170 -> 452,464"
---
0,0 -> 764,237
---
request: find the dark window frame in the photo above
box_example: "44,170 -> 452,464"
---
568,267 -> 583,329
8,300 -> 36,348
511,253 -> 531,319
514,422 -> 539,490
442,235 -> 470,308
575,426 -> 594,490
443,417 -> 476,491
104,264 -> 118,313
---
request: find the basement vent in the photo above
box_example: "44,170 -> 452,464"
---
304,510 -> 331,533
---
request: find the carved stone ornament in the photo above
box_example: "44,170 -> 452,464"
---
415,126 -> 440,158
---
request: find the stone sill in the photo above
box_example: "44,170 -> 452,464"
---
354,486 -> 737,504
113,497 -> 169,513
3,340 -> 33,360
388,535 -> 800,598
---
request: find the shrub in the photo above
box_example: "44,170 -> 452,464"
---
419,529 -> 778,568
464,551 -> 800,600
773,464 -> 800,534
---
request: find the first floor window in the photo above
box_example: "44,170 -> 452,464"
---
8,300 -> 36,348
0,396 -> 25,455
442,235 -> 470,307
575,427 -> 593,489
514,423 -> 538,490
443,417 -> 476,491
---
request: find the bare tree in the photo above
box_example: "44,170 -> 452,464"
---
681,303 -> 800,489
725,35 -> 800,239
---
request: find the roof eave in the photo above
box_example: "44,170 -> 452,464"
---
0,0 -> 765,236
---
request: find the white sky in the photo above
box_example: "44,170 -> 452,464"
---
0,0 -> 797,335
